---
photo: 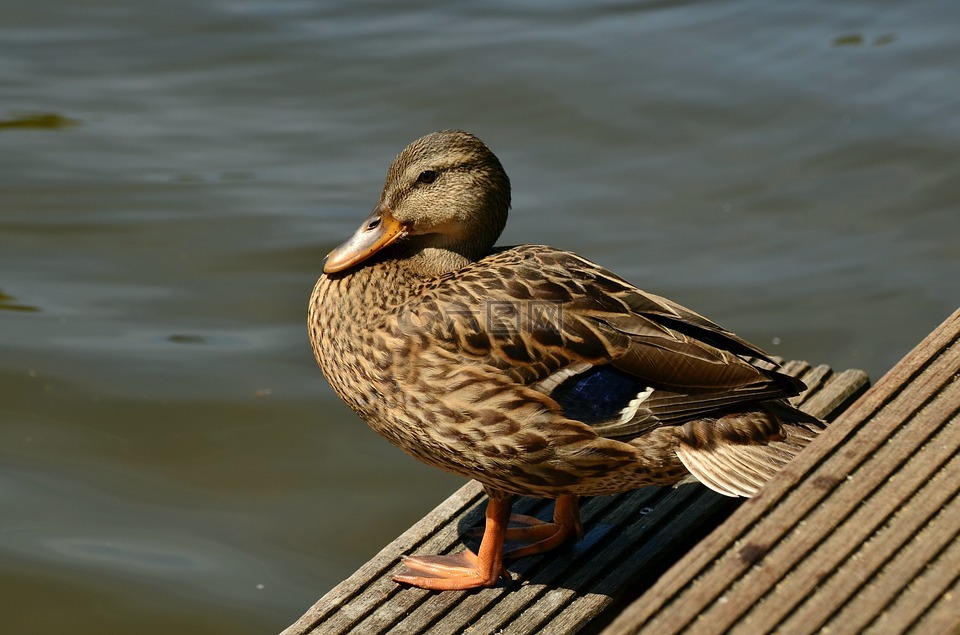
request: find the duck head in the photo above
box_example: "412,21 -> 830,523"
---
324,130 -> 511,276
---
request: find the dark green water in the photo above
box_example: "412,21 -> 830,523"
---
2,1 -> 958,633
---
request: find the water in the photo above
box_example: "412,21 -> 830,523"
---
2,1 -> 958,632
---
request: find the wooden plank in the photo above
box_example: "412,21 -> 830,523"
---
739,409 -> 959,634
797,366 -> 871,420
827,486 -> 960,634
282,484 -> 486,635
907,560 -> 960,635
604,308 -> 960,635
283,358 -> 869,635
772,383 -> 960,634
607,315 -> 959,634
531,490 -> 733,634
874,500 -> 960,634
700,370 -> 960,634
790,362 -> 828,405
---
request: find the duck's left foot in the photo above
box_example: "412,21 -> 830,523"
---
393,550 -> 510,590
502,495 -> 583,559
393,495 -> 513,591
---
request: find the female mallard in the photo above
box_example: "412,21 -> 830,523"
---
309,130 -> 821,591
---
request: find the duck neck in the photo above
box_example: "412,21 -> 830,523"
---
392,226 -> 498,277
395,244 -> 474,278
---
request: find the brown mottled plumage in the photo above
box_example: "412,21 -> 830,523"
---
308,130 -> 824,590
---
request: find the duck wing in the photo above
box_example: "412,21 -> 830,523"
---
408,245 -> 805,441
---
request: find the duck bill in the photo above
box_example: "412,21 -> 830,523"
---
323,205 -> 409,273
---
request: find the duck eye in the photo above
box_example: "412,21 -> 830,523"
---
366,217 -> 381,230
416,170 -> 437,185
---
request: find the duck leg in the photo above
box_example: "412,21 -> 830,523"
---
502,495 -> 583,559
393,495 -> 512,590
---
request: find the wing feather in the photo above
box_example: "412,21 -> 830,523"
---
408,245 -> 806,437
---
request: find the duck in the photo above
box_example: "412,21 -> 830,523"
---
308,130 -> 823,591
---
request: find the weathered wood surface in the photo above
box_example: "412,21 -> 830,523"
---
605,308 -> 960,635
283,357 -> 869,635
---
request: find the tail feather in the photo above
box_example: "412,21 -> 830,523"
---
675,402 -> 824,498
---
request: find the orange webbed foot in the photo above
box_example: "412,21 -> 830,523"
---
393,550 -> 509,590
392,496 -> 513,591
501,495 -> 583,559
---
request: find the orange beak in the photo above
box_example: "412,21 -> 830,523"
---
323,204 -> 410,274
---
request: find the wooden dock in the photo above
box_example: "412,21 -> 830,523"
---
283,308 -> 959,635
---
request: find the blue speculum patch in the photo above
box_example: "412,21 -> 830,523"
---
551,365 -> 646,424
